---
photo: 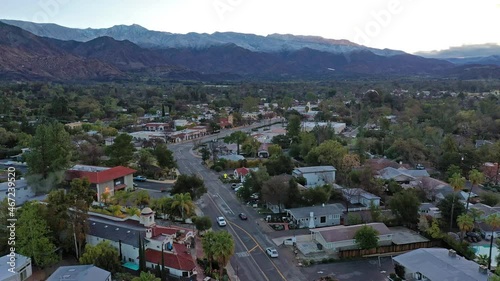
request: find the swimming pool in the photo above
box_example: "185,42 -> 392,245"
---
472,245 -> 498,268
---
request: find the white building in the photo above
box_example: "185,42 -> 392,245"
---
341,188 -> 381,209
292,166 -> 336,188
174,119 -> 189,128
86,208 -> 196,278
0,180 -> 35,206
0,253 -> 32,281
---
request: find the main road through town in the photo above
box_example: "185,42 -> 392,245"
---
170,120 -> 307,281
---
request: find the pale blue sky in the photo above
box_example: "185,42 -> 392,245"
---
1,0 -> 499,53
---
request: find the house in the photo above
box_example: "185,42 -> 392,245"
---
285,203 -> 345,229
234,167 -> 258,182
311,223 -> 392,251
257,143 -> 270,158
144,122 -> 170,132
66,165 -> 136,202
174,119 -> 189,128
218,154 -> 245,162
300,122 -> 346,134
65,121 -> 84,130
0,253 -> 32,281
292,166 -> 336,188
392,248 -> 489,281
481,162 -> 499,184
341,188 -> 380,209
0,179 -> 35,206
419,203 -> 442,219
475,140 -> 494,149
377,167 -> 429,184
46,265 -> 111,281
86,208 -> 196,278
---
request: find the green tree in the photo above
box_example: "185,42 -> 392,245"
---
346,213 -> 363,225
46,189 -> 71,251
241,137 -> 261,157
171,193 -> 195,220
106,133 -> 135,166
369,202 -> 382,222
437,194 -> 465,230
480,192 -> 500,207
26,121 -> 72,190
241,96 -> 259,113
200,147 -> 211,162
305,140 -> 347,169
0,199 -> 12,254
193,216 -> 212,232
262,175 -> 291,213
201,231 -> 216,272
486,214 -> 500,269
267,144 -> 282,157
17,202 -> 59,268
286,114 -> 301,139
389,190 -> 420,227
467,169 -> 485,213
212,231 -> 235,278
448,173 -> 466,230
354,225 -> 379,250
132,190 -> 151,208
417,215 -> 430,233
153,143 -> 177,169
171,174 -> 207,200
80,241 -> 121,273
135,149 -> 157,174
132,272 -> 161,281
68,178 -> 95,259
426,220 -> 443,239
457,214 -> 474,241
264,154 -> 294,176
224,131 -> 248,155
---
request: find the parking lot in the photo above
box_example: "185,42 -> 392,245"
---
300,257 -> 394,281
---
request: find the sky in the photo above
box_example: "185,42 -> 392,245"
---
1,0 -> 499,53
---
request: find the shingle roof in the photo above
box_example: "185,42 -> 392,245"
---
46,265 -> 111,281
67,165 -> 136,184
393,248 -> 487,281
88,216 -> 146,247
315,223 -> 391,243
286,203 -> 345,219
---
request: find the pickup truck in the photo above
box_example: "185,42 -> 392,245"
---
133,176 -> 147,182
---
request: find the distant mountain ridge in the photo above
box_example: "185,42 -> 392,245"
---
0,19 -> 405,56
0,20 -> 499,81
415,43 -> 500,66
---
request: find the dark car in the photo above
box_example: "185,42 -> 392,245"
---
466,232 -> 481,242
238,213 -> 248,220
133,176 -> 147,182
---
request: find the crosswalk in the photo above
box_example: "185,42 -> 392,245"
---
236,251 -> 250,258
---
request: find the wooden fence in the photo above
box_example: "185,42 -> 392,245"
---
338,240 -> 441,259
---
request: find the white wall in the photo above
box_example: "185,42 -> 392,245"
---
86,235 -> 138,264
145,261 -> 192,278
318,234 -> 393,250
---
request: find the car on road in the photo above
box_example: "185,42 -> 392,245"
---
216,216 -> 227,227
133,176 -> 147,182
266,247 -> 279,258
238,213 -> 248,220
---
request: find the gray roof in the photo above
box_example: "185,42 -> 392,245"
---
419,202 -> 437,211
47,265 -> 111,281
218,154 -> 245,161
314,223 -> 391,243
0,254 -> 30,280
286,203 -> 345,219
393,248 -> 488,281
404,169 -> 430,177
88,216 -> 146,247
341,188 -> 380,200
293,166 -> 336,174
378,167 -> 429,181
0,179 -> 28,191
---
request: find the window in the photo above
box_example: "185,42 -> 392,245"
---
320,216 -> 326,223
128,258 -> 133,262
182,272 -> 188,277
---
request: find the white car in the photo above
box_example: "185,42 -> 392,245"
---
216,216 -> 227,227
266,247 -> 279,258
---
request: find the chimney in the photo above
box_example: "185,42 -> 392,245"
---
448,249 -> 456,258
146,228 -> 152,239
479,265 -> 488,274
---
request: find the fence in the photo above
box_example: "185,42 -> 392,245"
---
338,240 -> 441,259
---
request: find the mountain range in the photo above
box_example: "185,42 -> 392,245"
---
0,19 -> 499,81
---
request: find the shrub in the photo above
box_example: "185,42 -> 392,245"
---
213,166 -> 223,172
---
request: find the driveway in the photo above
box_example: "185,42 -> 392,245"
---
300,257 -> 394,281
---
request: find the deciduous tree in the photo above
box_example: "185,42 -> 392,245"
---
171,174 -> 207,200
354,225 -> 379,250
389,190 -> 420,227
105,133 -> 135,166
80,241 -> 121,273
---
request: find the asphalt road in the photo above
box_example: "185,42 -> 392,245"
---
170,120 -> 307,281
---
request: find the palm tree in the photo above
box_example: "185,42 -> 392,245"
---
470,208 -> 485,224
448,173 -> 466,231
466,169 -> 485,213
477,254 -> 489,266
486,213 -> 500,270
457,213 -> 474,241
202,231 -> 216,273
171,193 -> 194,220
212,231 -> 235,278
132,271 -> 160,281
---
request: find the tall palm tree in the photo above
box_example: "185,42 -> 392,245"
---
202,231 -> 216,273
171,193 -> 194,220
212,231 -> 235,278
470,208 -> 485,224
466,169 -> 485,213
132,271 -> 160,281
448,173 -> 466,231
457,213 -> 474,241
486,213 -> 500,270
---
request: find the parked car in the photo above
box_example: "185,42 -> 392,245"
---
250,193 -> 259,199
466,232 -> 481,242
133,176 -> 147,182
216,216 -> 227,227
238,213 -> 248,220
266,247 -> 279,258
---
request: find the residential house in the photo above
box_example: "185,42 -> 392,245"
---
311,223 -> 392,251
285,203 -> 345,229
144,122 -> 170,132
0,179 -> 34,206
46,265 -> 111,281
392,248 -> 489,281
419,203 -> 442,219
376,167 -> 429,185
0,253 -> 32,281
300,122 -> 346,134
65,121 -> 85,130
292,166 -> 336,188
257,143 -> 270,158
86,208 -> 196,278
475,140 -> 494,149
234,167 -> 250,182
218,155 -> 245,162
470,203 -> 500,239
219,118 -> 232,128
341,188 -> 380,210
66,165 -> 136,202
174,119 -> 189,128
482,162 -> 499,184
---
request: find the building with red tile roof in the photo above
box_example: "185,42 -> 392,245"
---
66,165 -> 136,202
